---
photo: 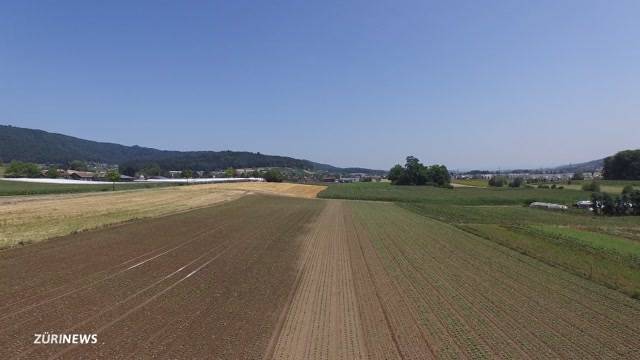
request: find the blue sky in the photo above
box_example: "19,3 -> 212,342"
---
1,1 -> 638,170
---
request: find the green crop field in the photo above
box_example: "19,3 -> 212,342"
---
351,201 -> 640,356
0,180 -> 172,196
319,182 -> 640,298
319,181 -> 591,205
557,180 -> 640,194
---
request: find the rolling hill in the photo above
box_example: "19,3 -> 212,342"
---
0,125 -> 382,174
551,158 -> 605,173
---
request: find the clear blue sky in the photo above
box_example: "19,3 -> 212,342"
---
1,1 -> 638,170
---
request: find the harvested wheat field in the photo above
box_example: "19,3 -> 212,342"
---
2,196 -> 640,359
212,181 -> 326,198
0,182 -> 323,248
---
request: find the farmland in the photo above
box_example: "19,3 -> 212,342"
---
451,178 -> 489,187
319,181 -> 591,205
0,179 -> 172,196
322,182 -> 640,298
0,182 -> 324,248
558,180 -> 640,194
3,194 -> 640,358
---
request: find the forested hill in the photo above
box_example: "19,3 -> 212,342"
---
0,125 -> 381,173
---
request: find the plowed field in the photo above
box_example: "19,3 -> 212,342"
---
2,196 -> 639,359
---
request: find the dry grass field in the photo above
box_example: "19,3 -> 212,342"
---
212,181 -> 326,198
0,182 -> 325,248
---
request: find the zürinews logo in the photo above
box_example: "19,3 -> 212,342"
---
33,332 -> 98,345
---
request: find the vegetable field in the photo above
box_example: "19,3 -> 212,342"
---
319,182 -> 591,205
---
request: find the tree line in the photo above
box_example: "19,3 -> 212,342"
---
388,156 -> 451,186
603,150 -> 640,180
591,186 -> 640,216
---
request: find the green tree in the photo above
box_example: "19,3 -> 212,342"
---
622,185 -> 635,194
181,169 -> 193,178
263,169 -> 284,182
69,160 -> 88,171
388,157 -> 450,186
121,165 -> 137,177
106,169 -> 120,191
603,149 -> 640,180
571,172 -> 584,181
425,165 -> 451,186
488,176 -> 507,187
141,164 -> 162,177
582,181 -> 600,192
404,156 -> 427,185
5,161 -> 40,178
509,177 -> 524,187
224,167 -> 237,178
249,170 -> 261,178
387,164 -> 405,184
46,165 -> 59,178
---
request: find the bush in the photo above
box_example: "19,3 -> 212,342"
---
571,172 -> 584,181
592,190 -> 640,216
537,184 -> 549,189
262,169 -> 284,182
46,165 -> 59,178
582,181 -> 600,192
489,176 -> 507,187
622,185 -> 635,194
551,184 -> 557,189
509,177 -> 524,188
5,161 -> 40,178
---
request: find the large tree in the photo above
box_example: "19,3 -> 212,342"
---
387,156 -> 450,186
5,161 -> 40,178
603,150 -> 640,180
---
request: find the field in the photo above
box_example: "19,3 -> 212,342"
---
0,182 -> 325,248
319,181 -> 591,205
0,179 -> 172,196
321,182 -> 640,298
556,180 -> 640,194
451,178 -> 489,187
3,194 -> 640,358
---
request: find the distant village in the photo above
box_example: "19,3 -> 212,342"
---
2,160 -> 386,184
3,158 -> 605,185
452,169 -> 604,182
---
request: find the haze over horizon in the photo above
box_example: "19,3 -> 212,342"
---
2,1 -> 638,170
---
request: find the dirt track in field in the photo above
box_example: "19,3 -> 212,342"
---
3,195 -> 640,359
267,201 -> 369,359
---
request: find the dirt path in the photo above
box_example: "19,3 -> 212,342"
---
267,201 -> 369,360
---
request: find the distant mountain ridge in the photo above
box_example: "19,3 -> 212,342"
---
551,158 -> 604,173
0,125 -> 383,174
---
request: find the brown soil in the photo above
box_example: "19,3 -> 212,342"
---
267,201 -> 369,359
0,195 -> 324,359
0,182 -> 324,249
3,196 -> 640,359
